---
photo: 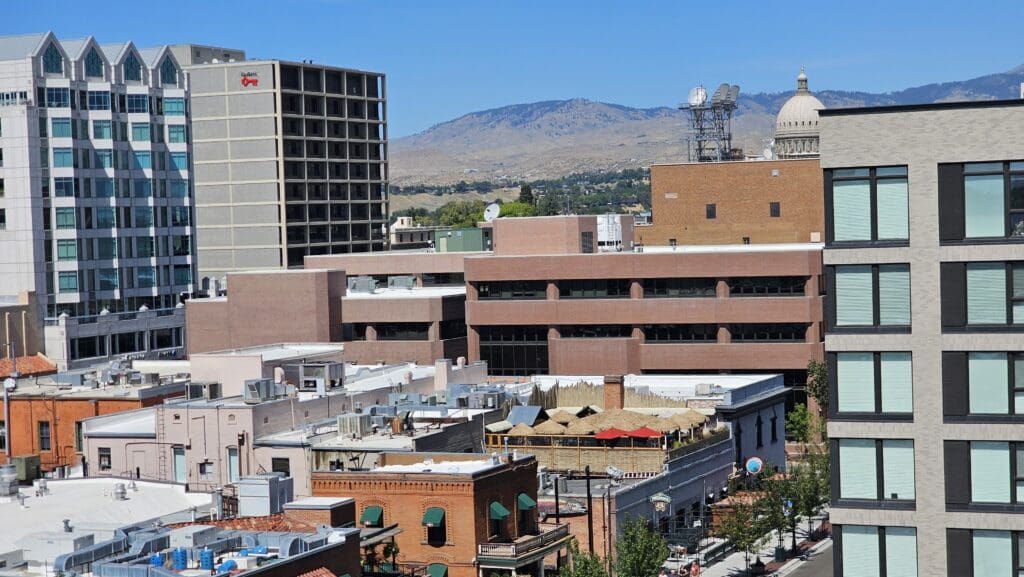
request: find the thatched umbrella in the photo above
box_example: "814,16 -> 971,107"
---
564,419 -> 597,435
547,409 -> 578,424
507,423 -> 535,436
533,419 -> 568,435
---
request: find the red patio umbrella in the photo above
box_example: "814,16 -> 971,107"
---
594,427 -> 629,440
626,426 -> 663,439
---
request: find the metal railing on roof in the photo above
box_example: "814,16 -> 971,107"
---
476,523 -> 569,558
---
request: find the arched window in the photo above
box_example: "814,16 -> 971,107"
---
160,58 -> 177,86
124,52 -> 141,82
85,48 -> 104,78
43,43 -> 63,74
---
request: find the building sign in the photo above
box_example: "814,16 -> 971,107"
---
240,72 -> 259,87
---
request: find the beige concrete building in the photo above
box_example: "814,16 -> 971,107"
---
821,100 -> 1024,577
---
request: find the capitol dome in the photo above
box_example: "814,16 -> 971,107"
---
774,68 -> 824,158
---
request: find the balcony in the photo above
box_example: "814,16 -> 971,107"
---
477,523 -> 570,564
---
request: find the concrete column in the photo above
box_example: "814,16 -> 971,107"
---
716,279 -> 730,299
717,326 -> 731,344
365,325 -> 378,341
467,326 -> 480,362
547,281 -> 559,300
630,280 -> 643,299
429,321 -> 440,341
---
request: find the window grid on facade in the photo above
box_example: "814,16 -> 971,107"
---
85,48 -> 104,78
828,166 -> 909,243
123,52 -> 141,81
42,43 -> 63,74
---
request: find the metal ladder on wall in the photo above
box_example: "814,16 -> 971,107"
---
156,407 -> 168,480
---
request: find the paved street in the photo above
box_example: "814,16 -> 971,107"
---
785,542 -> 832,577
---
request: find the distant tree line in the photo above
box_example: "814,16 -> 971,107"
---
390,168 -> 651,228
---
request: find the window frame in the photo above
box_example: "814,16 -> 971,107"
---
829,351 -> 914,421
825,165 -> 910,246
705,203 -> 716,219
834,438 -> 916,508
940,160 -> 1024,243
38,421 -> 51,451
828,264 -> 912,333
98,447 -> 112,471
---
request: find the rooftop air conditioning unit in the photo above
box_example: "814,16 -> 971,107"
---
243,378 -> 274,404
347,276 -> 377,293
387,275 -> 415,290
187,382 -> 222,401
338,414 -> 373,437
695,383 -> 714,396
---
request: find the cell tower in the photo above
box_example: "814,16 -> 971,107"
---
679,83 -> 741,162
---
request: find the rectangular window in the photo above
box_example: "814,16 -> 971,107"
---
840,526 -> 918,577
970,441 -> 1011,503
834,352 -> 913,415
643,324 -> 718,343
95,149 -> 113,168
87,91 -> 111,111
729,276 -> 806,297
53,148 -> 73,167
137,266 -> 156,287
93,120 -> 112,139
973,530 -> 1013,577
559,279 -> 631,298
133,179 -> 152,198
0,209 -> 5,230
58,271 -> 78,293
126,94 -> 148,113
0,420 -> 5,450
169,152 -> 188,170
132,151 -> 151,169
163,97 -> 185,116
98,447 -> 111,471
168,125 -> 187,143
97,238 -> 117,259
51,117 -> 72,137
55,207 -> 75,229
832,264 -> 911,328
98,268 -> 118,290
373,322 -> 430,341
168,180 -> 189,198
478,325 -> 549,376
96,207 -> 116,228
769,202 -> 781,218
271,457 -> 291,477
642,278 -> 717,298
705,203 -> 716,219
38,421 -> 51,451
559,325 -> 633,338
136,238 -> 154,258
728,323 -> 807,342
45,87 -> 70,108
57,239 -> 77,260
476,281 -> 547,300
837,438 -> 915,501
131,122 -> 151,142
828,166 -> 909,243
133,206 -> 153,228
170,207 -> 190,227
95,178 -> 114,198
54,177 -> 75,197
173,265 -> 192,286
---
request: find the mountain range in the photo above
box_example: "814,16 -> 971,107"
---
390,65 -> 1024,186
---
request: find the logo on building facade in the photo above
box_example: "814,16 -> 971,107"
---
240,72 -> 259,87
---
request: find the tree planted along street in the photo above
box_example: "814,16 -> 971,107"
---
614,518 -> 669,577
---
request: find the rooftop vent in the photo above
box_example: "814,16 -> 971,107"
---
347,276 -> 377,293
387,276 -> 415,290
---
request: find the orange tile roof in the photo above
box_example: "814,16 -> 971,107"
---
0,355 -> 57,379
297,569 -> 337,577
168,513 -> 319,533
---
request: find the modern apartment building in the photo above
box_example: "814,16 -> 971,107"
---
0,32 -> 196,370
821,100 -> 1024,577
178,48 -> 388,283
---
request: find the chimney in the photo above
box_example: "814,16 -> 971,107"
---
604,375 -> 624,410
434,358 -> 452,392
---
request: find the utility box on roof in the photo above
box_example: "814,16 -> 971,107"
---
13,454 -> 41,482
236,474 -> 293,517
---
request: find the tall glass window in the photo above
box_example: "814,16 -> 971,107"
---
879,265 -> 912,325
93,120 -> 112,139
163,97 -> 185,115
54,177 -> 75,197
84,48 -> 104,78
835,266 -> 873,326
973,530 -> 1012,577
160,59 -> 177,86
839,439 -> 877,499
137,266 -> 156,287
52,148 -> 73,168
87,91 -> 110,111
133,179 -> 152,198
168,180 -> 188,198
829,166 -> 909,243
98,268 -> 118,290
95,178 -> 114,197
57,239 -> 77,260
168,125 -> 187,143
132,151 -> 151,170
967,262 -> 1007,324
133,207 -> 153,228
45,87 -> 70,108
58,272 -> 78,293
970,441 -> 1010,503
833,265 -> 911,328
50,118 -> 71,138
126,94 -> 148,113
123,52 -> 142,81
43,43 -> 63,74
131,122 -> 150,142
173,265 -> 192,285
969,352 -> 1011,414
965,172 -> 1005,238
840,526 -> 881,577
169,152 -> 188,170
95,150 -> 113,169
96,207 -> 116,228
55,207 -> 75,229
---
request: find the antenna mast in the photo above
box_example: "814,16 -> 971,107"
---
680,83 -> 742,162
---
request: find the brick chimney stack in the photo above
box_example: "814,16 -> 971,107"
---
604,375 -> 624,410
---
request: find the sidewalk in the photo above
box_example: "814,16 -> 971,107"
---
694,516 -> 829,577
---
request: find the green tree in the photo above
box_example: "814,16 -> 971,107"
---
785,403 -> 812,443
560,539 -> 609,577
714,499 -> 766,575
438,199 -> 485,228
757,468 -> 793,552
536,191 -> 562,216
789,447 -> 830,538
499,201 -> 536,218
454,180 -> 470,193
806,358 -> 828,416
518,184 -> 535,205
614,518 -> 669,577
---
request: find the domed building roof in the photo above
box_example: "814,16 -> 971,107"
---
774,68 -> 825,159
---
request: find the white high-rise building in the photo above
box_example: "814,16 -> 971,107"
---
0,32 -> 196,370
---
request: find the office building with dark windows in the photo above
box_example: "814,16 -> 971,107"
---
177,47 -> 388,285
821,100 -> 1024,577
0,32 -> 196,370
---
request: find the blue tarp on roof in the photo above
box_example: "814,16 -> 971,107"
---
507,405 -> 543,426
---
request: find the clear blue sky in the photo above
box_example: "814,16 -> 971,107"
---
6,0 -> 1023,136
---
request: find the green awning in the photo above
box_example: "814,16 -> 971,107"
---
428,564 -> 448,577
517,493 -> 537,510
360,505 -> 383,526
422,507 -> 446,527
489,501 -> 511,520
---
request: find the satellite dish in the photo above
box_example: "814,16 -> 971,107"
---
745,457 -> 764,476
687,86 -> 707,107
483,203 -> 501,223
